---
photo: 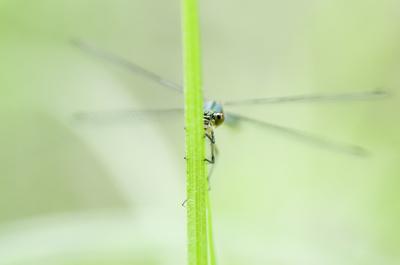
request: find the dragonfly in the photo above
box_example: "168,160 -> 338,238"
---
72,40 -> 388,172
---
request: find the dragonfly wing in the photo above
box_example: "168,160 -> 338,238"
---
227,112 -> 369,157
73,108 -> 184,125
71,39 -> 183,94
223,89 -> 389,106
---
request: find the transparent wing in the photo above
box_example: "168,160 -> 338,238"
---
223,89 -> 389,106
227,112 -> 368,157
71,39 -> 183,94
72,40 -> 389,107
73,108 -> 184,125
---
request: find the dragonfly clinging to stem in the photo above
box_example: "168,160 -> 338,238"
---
71,40 -> 389,166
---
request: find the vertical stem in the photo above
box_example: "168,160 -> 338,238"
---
206,191 -> 217,265
182,0 -> 207,265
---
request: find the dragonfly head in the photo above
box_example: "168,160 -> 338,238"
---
212,112 -> 225,127
204,100 -> 225,127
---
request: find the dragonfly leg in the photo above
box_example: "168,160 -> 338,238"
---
205,130 -> 217,191
182,131 -> 215,207
205,131 -> 216,144
207,143 -> 219,191
182,131 -> 216,206
204,130 -> 215,164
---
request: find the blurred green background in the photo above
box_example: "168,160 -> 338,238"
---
1,0 -> 400,264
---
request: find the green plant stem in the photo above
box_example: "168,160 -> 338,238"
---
182,0 -> 208,265
206,191 -> 217,265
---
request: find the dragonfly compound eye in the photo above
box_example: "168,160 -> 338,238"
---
213,112 -> 225,127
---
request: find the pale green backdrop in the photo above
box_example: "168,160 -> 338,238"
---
0,0 -> 399,264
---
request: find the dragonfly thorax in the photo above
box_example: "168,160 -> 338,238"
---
203,100 -> 225,129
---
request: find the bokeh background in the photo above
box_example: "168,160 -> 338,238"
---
1,0 -> 400,264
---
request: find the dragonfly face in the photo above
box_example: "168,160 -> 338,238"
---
204,100 -> 225,128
